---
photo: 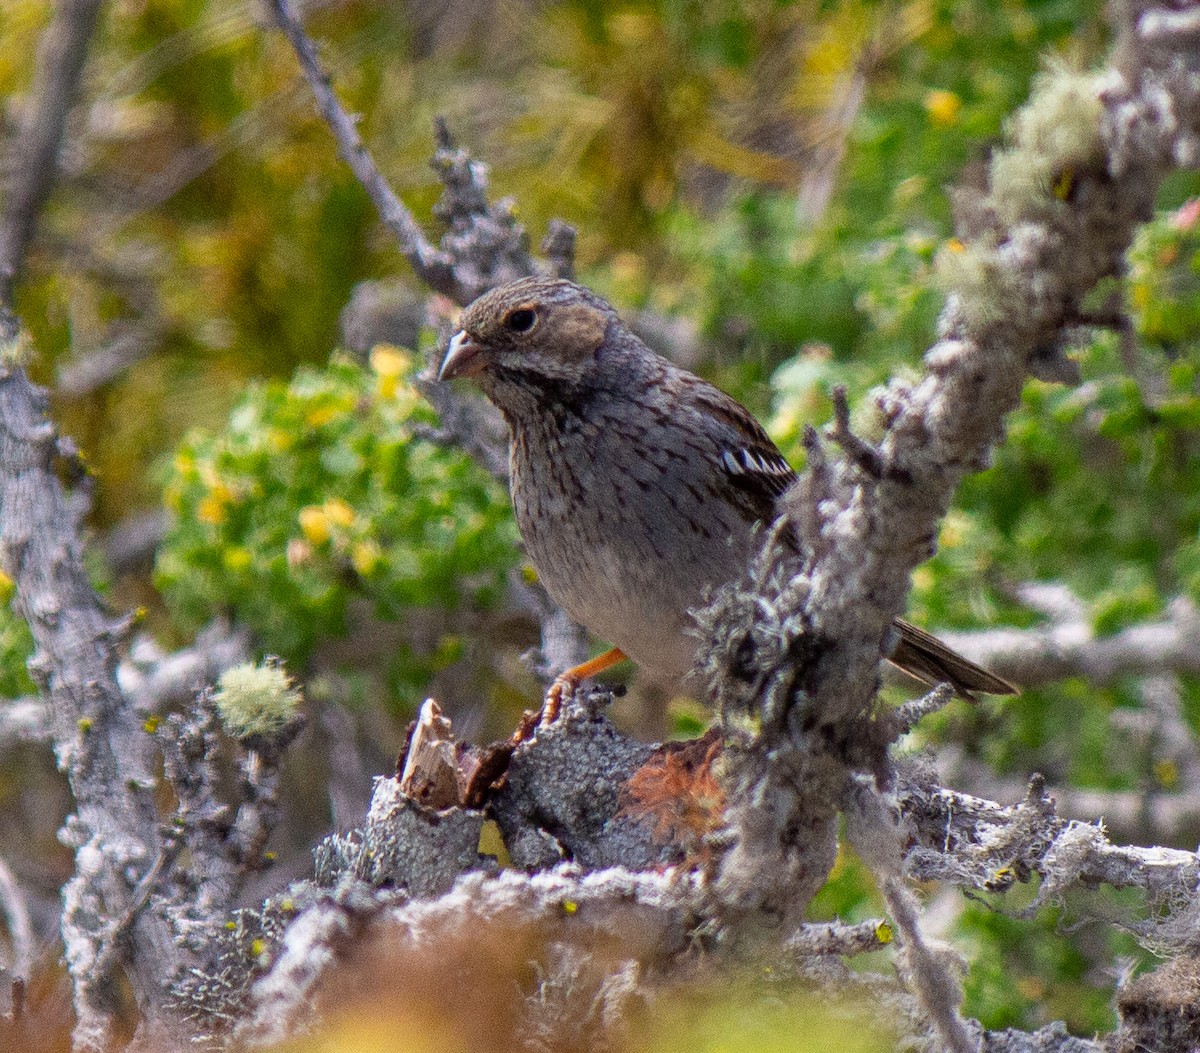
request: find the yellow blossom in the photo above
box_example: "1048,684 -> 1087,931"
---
266,428 -> 294,452
370,344 -> 411,377
306,405 -> 337,428
351,540 -> 382,576
372,345 -> 412,401
197,495 -> 228,525
939,511 -> 969,549
924,89 -> 962,126
323,498 -> 355,527
298,506 -> 330,544
223,547 -> 253,572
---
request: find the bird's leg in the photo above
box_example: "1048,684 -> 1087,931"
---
541,647 -> 627,725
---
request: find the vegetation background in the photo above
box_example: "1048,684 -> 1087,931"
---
2,0 -> 1199,1045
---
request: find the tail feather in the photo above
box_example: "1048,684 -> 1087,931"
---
887,618 -> 1017,701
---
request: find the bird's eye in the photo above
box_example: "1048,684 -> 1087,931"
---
505,308 -> 538,334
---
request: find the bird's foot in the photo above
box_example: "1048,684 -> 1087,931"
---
540,672 -> 579,726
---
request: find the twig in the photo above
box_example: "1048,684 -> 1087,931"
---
826,384 -> 885,479
0,855 -> 34,983
894,683 -> 955,734
0,0 -> 104,303
900,769 -> 1200,898
264,0 -> 458,298
937,594 -> 1200,689
880,876 -> 978,1053
786,917 -> 891,957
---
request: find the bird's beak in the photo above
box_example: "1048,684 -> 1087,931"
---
438,330 -> 487,382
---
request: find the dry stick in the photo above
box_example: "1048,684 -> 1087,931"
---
0,360 -> 195,1052
0,854 -> 34,983
264,0 -> 458,299
0,1 -> 218,1045
938,594 -> 1200,689
266,0 -> 590,681
880,876 -> 978,1053
0,0 -> 103,300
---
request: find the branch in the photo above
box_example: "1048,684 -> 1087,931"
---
700,0 -> 1200,928
0,854 -> 34,984
938,594 -> 1200,690
235,865 -> 706,1048
264,0 -> 458,299
937,746 -> 1200,849
0,0 -> 103,303
900,768 -> 1200,900
0,356 -> 198,1050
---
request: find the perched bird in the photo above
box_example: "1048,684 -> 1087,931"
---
438,277 -> 1015,717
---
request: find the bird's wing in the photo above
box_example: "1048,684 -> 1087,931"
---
687,383 -> 798,524
688,379 -> 1017,700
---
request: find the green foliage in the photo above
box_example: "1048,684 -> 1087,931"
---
640,979 -> 893,1053
958,888 -> 1145,1034
155,348 -> 519,662
0,572 -> 35,700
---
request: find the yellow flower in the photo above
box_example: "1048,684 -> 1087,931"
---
370,344 -> 411,378
223,546 -> 253,572
939,511 -> 969,549
298,506 -> 330,544
266,428 -> 294,452
351,540 -> 382,576
305,404 -> 338,428
197,495 -> 228,525
0,570 -> 13,603
924,89 -> 962,126
323,498 -> 355,527
371,345 -> 412,401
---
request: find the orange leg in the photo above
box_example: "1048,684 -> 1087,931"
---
541,647 -> 628,725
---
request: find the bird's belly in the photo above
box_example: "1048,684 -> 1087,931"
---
513,460 -> 748,682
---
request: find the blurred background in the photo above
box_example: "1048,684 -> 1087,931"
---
3,0 -> 1200,1039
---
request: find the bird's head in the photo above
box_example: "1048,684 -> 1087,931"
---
438,278 -> 620,402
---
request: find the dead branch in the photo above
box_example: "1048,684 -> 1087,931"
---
0,0 -> 103,303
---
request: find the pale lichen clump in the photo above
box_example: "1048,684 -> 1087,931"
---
213,660 -> 302,740
0,325 -> 33,368
935,65 -> 1106,333
990,64 -> 1106,225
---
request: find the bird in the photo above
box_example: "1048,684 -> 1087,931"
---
437,276 -> 1016,720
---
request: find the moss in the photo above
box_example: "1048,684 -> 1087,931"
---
213,660 -> 302,739
990,64 -> 1105,225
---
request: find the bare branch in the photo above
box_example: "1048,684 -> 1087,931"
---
827,383 -> 886,479
0,358 -> 196,1050
900,769 -> 1200,899
702,0 -> 1200,930
236,866 -> 705,1048
880,876 -> 978,1053
0,855 -> 34,983
0,0 -> 103,303
264,0 -> 458,298
938,595 -> 1200,690
786,917 -> 891,957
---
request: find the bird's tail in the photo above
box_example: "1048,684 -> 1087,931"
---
887,618 -> 1017,701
